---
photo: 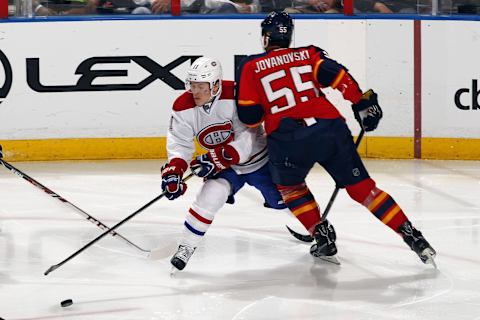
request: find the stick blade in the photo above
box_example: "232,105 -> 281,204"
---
44,264 -> 59,276
286,225 -> 314,243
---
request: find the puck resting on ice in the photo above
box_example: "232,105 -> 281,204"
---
60,299 -> 73,307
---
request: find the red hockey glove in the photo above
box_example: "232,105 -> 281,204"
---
352,89 -> 383,132
161,158 -> 188,200
190,145 -> 240,178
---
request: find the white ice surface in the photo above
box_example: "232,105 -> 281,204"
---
1,159 -> 479,320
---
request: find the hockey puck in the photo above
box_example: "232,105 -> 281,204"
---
60,299 -> 73,307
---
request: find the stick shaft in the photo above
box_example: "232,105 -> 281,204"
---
45,171 -> 195,275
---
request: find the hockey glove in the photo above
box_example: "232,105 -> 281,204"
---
161,158 -> 188,200
190,145 -> 239,179
352,89 -> 383,132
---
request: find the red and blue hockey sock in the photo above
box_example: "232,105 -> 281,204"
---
346,178 -> 408,232
277,183 -> 321,235
182,207 -> 213,244
180,178 -> 230,247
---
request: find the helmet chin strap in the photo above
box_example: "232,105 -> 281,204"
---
209,80 -> 222,100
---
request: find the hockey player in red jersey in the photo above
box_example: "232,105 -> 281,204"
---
162,57 -> 288,272
236,11 -> 436,267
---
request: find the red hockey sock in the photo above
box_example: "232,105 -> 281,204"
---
346,179 -> 408,232
277,183 -> 321,235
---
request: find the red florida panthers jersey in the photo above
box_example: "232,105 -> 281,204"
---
236,45 -> 363,134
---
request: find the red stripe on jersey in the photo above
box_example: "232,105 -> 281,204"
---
189,208 -> 212,225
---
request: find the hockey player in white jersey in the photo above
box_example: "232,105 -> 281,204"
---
161,57 -> 286,271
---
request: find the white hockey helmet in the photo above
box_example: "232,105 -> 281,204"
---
185,57 -> 222,98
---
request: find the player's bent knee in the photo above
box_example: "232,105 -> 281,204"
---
193,178 -> 231,214
346,178 -> 376,203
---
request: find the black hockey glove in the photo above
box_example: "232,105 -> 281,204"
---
352,89 -> 383,132
161,159 -> 188,200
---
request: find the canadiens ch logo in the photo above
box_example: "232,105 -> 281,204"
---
197,121 -> 234,149
0,50 -> 13,104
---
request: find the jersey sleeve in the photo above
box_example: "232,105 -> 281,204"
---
166,110 -> 195,165
311,46 -> 363,104
235,57 -> 265,128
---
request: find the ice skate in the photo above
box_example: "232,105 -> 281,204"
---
170,244 -> 196,272
310,220 -> 340,265
399,221 -> 437,268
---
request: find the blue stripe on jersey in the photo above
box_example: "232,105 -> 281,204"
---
184,221 -> 205,236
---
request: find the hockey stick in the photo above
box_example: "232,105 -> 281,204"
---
44,171 -> 196,276
0,145 -> 149,254
286,129 -> 366,243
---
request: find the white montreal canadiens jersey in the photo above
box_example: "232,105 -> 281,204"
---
167,80 -> 268,175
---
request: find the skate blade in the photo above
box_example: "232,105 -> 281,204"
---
318,255 -> 341,265
422,249 -> 437,269
170,266 -> 179,277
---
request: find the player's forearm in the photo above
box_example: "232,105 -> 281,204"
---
313,53 -> 363,104
331,71 -> 363,104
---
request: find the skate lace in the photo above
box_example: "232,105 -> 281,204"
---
176,245 -> 194,261
319,225 -> 333,245
402,223 -> 420,241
